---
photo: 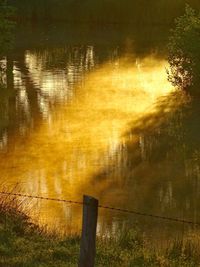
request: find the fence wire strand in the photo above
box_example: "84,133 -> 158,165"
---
0,191 -> 200,226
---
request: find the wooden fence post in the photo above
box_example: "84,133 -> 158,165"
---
79,195 -> 98,267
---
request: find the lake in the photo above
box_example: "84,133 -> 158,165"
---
0,22 -> 199,243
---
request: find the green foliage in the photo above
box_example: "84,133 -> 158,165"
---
11,0 -> 199,25
0,0 -> 15,55
167,5 -> 200,94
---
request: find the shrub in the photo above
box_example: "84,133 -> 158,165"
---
167,5 -> 200,95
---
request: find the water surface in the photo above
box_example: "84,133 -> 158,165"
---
1,24 -> 199,242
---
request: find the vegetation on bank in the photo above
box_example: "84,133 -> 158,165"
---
0,1 -> 15,55
7,0 -> 200,25
167,5 -> 200,95
0,195 -> 200,267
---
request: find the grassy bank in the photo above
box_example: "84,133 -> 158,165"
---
0,196 -> 200,266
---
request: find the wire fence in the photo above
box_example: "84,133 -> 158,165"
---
0,191 -> 199,226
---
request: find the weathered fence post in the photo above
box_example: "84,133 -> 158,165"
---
79,195 -> 98,267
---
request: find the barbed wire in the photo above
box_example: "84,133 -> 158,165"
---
98,204 -> 200,226
0,191 -> 199,226
0,191 -> 83,205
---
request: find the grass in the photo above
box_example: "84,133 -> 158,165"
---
0,194 -> 200,266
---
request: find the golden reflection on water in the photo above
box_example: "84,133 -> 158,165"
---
0,55 -> 174,232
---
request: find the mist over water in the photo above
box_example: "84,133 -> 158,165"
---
1,24 -> 200,243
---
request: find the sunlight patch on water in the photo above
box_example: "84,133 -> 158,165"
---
0,55 -> 175,230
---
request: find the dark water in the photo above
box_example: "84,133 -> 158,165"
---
0,23 -> 199,242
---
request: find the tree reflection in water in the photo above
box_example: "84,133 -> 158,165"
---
92,90 -> 200,238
